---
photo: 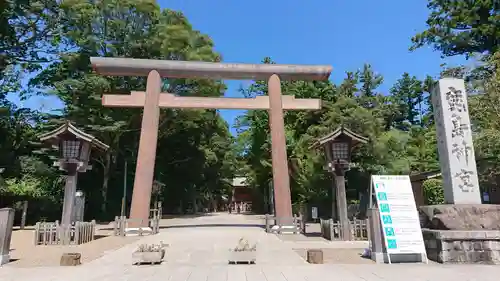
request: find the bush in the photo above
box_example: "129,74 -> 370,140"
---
422,178 -> 445,205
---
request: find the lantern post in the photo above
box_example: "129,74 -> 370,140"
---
312,126 -> 368,241
39,122 -> 108,243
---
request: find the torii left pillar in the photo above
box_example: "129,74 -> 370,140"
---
128,70 -> 161,226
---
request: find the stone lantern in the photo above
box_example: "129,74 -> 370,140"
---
39,121 -> 109,226
312,126 -> 368,240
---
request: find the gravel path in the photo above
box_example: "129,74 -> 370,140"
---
6,227 -> 140,267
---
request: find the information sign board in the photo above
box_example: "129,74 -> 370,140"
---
311,207 -> 318,219
371,175 -> 426,255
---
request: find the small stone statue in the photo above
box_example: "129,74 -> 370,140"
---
233,237 -> 256,252
135,241 -> 169,252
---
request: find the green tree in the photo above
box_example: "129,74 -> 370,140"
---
27,0 -> 235,218
0,0 -> 60,96
237,61 -> 437,215
422,178 -> 444,205
411,0 -> 500,57
389,73 -> 424,129
469,52 -> 500,194
357,64 -> 383,109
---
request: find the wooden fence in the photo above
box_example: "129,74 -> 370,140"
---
264,214 -> 305,234
34,220 -> 96,245
320,218 -> 368,240
113,216 -> 160,236
114,204 -> 162,236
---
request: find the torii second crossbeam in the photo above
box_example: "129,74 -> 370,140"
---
102,92 -> 322,110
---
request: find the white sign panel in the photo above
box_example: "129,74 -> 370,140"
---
372,175 -> 426,254
311,207 -> 318,219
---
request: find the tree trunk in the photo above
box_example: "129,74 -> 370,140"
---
101,151 -> 112,216
211,196 -> 217,212
192,191 -> 198,213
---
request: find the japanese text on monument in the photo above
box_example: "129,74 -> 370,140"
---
445,86 -> 475,192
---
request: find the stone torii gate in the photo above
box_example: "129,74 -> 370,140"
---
90,57 -> 332,226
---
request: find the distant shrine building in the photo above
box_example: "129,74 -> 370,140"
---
230,177 -> 253,213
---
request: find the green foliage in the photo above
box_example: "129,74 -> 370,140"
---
411,0 -> 500,57
2,176 -> 46,198
235,59 -> 440,214
0,0 -> 236,220
469,52 -> 500,193
422,179 -> 444,205
0,0 -> 60,96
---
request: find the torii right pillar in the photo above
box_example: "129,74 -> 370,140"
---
268,74 -> 293,219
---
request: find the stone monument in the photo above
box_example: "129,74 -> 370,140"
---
431,78 -> 481,204
419,78 -> 500,264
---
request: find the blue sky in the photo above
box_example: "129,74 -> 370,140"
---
8,0 -> 466,135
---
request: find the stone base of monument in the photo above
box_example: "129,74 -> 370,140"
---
419,204 -> 500,264
371,252 -> 426,264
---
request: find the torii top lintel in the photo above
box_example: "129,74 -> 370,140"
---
90,57 -> 332,81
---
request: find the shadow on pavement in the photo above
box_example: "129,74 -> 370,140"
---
160,213 -> 217,219
159,223 -> 265,229
302,232 -> 323,238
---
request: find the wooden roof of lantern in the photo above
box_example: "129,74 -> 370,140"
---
311,126 -> 368,149
39,121 -> 109,151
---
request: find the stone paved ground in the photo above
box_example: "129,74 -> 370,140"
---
294,248 -> 376,264
7,225 -> 140,267
1,213 -> 500,280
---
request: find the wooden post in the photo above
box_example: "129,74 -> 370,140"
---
74,222 -> 80,245
20,200 -> 28,229
334,171 -> 352,241
61,165 -> 78,245
328,218 -> 334,240
61,168 -> 78,226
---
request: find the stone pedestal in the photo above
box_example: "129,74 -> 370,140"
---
419,205 -> 500,230
307,249 -> 323,264
228,250 -> 256,264
60,253 -> 81,266
0,208 -> 14,265
423,229 -> 500,264
132,250 -> 165,265
420,205 -> 500,264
